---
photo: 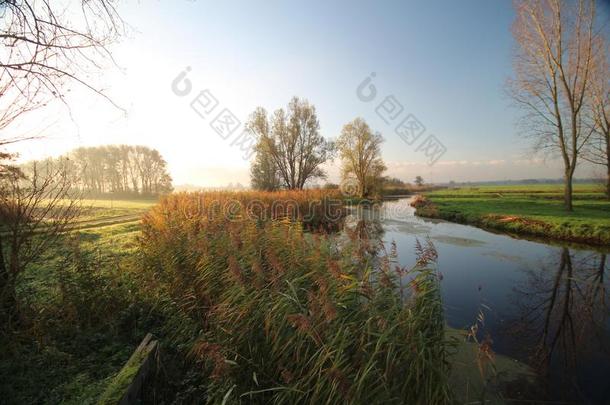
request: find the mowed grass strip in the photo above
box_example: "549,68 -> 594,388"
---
1,198 -> 157,237
74,198 -> 158,222
416,184 -> 610,246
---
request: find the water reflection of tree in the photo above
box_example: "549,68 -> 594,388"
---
507,248 -> 609,400
343,203 -> 386,257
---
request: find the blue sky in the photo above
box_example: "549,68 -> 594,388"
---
14,0 -> 609,186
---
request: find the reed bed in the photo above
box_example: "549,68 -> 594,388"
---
139,191 -> 452,404
149,189 -> 346,232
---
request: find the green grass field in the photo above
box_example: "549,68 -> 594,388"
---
1,198 -> 158,404
417,184 -> 610,247
21,198 -> 156,304
69,198 -> 157,229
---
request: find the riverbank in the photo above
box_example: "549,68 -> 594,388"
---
412,185 -> 610,247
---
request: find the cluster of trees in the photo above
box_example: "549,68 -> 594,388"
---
248,97 -> 386,198
510,0 -> 610,208
383,177 -> 408,188
42,145 -> 174,196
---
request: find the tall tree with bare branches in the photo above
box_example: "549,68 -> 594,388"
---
0,0 -> 123,137
585,38 -> 610,198
509,0 -> 600,210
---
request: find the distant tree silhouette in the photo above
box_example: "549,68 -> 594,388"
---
31,145 -> 173,197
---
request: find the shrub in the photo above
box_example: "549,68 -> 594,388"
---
410,195 -> 439,217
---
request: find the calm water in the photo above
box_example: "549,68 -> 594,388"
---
348,197 -> 610,404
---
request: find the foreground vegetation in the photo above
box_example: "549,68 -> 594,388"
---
413,184 -> 610,246
0,199 -> 159,404
1,191 -> 454,404
138,191 -> 452,403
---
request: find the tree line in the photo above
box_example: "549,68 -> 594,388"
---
32,145 -> 173,197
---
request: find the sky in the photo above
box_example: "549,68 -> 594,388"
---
8,0 -> 610,187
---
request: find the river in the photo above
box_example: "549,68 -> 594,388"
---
346,197 -> 610,404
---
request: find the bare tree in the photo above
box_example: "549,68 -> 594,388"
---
0,0 -> 124,135
336,118 -> 386,198
247,97 -> 332,190
509,0 -> 600,210
0,162 -> 80,326
584,38 -> 610,198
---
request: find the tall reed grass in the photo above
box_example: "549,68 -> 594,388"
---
139,191 -> 452,404
149,189 -> 346,232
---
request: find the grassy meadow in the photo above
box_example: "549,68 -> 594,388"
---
413,184 -> 610,246
69,198 -> 157,229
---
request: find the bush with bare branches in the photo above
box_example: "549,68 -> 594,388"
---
0,161 -> 80,327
